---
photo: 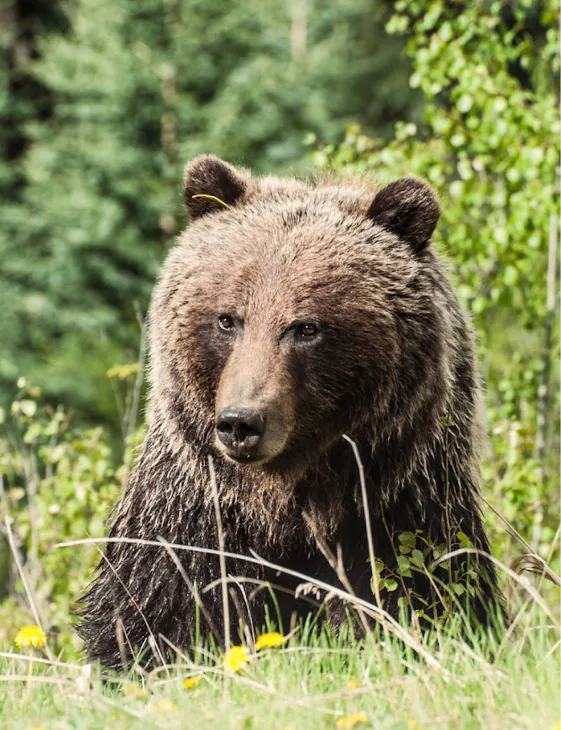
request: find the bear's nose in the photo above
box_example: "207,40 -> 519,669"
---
216,408 -> 266,454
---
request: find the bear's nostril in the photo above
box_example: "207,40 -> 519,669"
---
216,408 -> 266,452
236,423 -> 251,441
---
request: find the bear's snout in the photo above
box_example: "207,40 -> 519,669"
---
216,408 -> 266,461
213,333 -> 295,466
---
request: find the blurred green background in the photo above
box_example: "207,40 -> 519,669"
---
0,0 -> 558,653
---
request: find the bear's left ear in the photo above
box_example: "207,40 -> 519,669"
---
367,178 -> 440,252
183,155 -> 252,219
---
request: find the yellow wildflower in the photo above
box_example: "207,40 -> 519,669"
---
336,713 -> 369,729
106,363 -> 140,380
183,675 -> 202,690
222,645 -> 249,672
255,631 -> 286,651
347,678 -> 362,690
122,684 -> 148,700
14,625 -> 46,649
151,699 -> 177,713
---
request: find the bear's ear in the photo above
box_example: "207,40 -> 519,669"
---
367,178 -> 440,252
183,155 -> 251,219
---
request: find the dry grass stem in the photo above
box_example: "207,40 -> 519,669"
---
208,455 -> 231,651
97,546 -> 167,667
5,517 -> 55,664
156,536 -> 221,643
342,434 -> 382,610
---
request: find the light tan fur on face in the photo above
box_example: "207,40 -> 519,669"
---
214,325 -> 296,463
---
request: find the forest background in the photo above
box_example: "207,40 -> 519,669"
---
0,0 -> 559,654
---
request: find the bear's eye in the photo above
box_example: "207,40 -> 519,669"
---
218,315 -> 235,332
298,323 -> 317,339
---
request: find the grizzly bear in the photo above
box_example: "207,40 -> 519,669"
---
78,155 -> 502,668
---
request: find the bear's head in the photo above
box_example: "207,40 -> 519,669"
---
150,155 -> 445,475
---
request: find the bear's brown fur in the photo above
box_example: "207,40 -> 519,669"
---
78,156 -> 502,668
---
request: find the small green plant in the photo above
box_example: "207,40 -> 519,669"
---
370,529 -> 484,623
0,378 -> 122,654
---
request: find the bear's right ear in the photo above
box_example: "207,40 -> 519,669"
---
183,155 -> 251,219
367,177 -> 440,252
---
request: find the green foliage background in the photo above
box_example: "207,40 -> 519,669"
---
0,0 -> 558,656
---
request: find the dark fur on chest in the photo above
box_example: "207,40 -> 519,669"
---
77,427 -> 501,669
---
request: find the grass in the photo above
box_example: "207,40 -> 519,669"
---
1,413 -> 559,729
1,610 -> 559,730
1,496 -> 560,730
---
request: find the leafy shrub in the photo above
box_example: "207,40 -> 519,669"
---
0,379 -> 124,653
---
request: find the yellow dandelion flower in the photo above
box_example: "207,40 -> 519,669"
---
222,645 -> 249,672
347,678 -> 362,690
255,631 -> 286,651
183,675 -> 202,690
122,684 -> 148,700
336,712 -> 369,729
151,698 -> 177,713
106,363 -> 140,380
14,625 -> 46,649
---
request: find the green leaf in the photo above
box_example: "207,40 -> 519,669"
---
457,532 -> 474,549
457,93 -> 473,113
397,556 -> 412,577
398,532 -> 416,548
